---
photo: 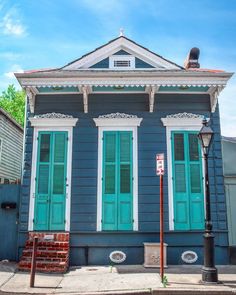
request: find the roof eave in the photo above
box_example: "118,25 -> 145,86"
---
15,70 -> 234,80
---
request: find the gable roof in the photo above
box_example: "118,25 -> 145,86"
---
62,36 -> 183,70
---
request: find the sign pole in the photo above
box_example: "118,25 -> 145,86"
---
30,236 -> 38,288
156,153 -> 164,283
160,173 -> 164,282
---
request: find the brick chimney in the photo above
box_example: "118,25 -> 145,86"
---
184,47 -> 200,69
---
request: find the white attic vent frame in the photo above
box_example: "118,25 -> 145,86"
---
109,55 -> 135,69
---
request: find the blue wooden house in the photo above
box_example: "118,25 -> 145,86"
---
15,35 -> 233,272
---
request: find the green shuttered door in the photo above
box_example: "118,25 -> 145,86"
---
34,131 -> 68,231
172,131 -> 204,230
102,131 -> 133,230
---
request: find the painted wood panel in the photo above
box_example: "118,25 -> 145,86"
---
0,114 -> 23,182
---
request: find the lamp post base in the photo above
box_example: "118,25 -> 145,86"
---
202,231 -> 218,283
202,266 -> 218,283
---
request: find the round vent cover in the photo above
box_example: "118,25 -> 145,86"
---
181,251 -> 198,264
109,251 -> 126,264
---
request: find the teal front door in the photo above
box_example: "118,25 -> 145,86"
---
102,131 -> 133,230
34,131 -> 68,231
172,131 -> 204,230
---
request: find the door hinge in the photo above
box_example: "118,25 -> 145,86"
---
102,137 -> 104,141
132,219 -> 134,223
132,137 -> 134,140
37,137 -> 39,141
64,220 -> 66,224
67,137 -> 69,141
101,219 -> 103,223
33,218 -> 35,223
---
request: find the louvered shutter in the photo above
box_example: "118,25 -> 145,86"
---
172,132 -> 190,230
34,133 -> 51,230
50,132 -> 67,230
118,132 -> 133,230
102,132 -> 117,230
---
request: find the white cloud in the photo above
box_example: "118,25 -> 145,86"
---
0,12 -> 26,36
4,64 -> 24,79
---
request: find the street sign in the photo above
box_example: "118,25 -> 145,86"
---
156,153 -> 164,175
156,153 -> 165,283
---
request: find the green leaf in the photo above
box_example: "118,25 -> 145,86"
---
0,85 -> 25,126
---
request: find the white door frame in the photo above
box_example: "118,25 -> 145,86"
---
94,115 -> 142,231
161,113 -> 207,230
28,116 -> 78,231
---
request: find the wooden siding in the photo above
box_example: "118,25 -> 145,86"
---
90,55 -> 154,68
0,114 -> 23,182
18,93 -> 228,265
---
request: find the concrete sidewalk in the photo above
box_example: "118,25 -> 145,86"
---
0,262 -> 236,295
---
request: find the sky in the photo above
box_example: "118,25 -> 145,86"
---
0,0 -> 235,136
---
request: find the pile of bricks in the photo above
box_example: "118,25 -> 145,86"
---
18,232 -> 70,273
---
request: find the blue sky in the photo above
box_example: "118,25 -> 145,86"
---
0,0 -> 235,136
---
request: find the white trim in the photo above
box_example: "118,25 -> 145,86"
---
17,74 -> 231,89
94,115 -> 143,232
94,117 -> 142,127
161,113 -> 206,230
25,87 -> 36,113
63,37 -> 180,70
29,117 -> 78,127
109,55 -> 135,70
28,126 -> 74,231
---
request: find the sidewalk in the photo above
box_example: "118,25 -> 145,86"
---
0,262 -> 235,295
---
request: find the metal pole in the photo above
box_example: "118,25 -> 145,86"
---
202,152 -> 218,283
160,173 -> 164,282
30,236 -> 38,288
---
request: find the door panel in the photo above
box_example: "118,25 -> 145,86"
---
34,133 -> 51,230
118,131 -> 133,230
50,132 -> 67,230
102,131 -> 133,231
102,132 -> 117,230
172,131 -> 204,230
34,131 -> 67,231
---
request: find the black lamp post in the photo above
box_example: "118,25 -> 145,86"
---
198,118 -> 218,283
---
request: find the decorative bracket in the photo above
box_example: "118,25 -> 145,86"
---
146,86 -> 159,112
81,85 -> 92,113
25,87 -> 38,113
208,86 -> 224,113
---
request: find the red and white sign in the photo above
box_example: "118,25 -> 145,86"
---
156,153 -> 164,175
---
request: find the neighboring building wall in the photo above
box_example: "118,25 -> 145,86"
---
18,93 -> 228,265
222,137 -> 236,263
0,113 -> 23,183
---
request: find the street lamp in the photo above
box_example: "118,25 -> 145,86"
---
198,118 -> 218,283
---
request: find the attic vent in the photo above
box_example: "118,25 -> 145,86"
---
114,60 -> 130,67
109,56 -> 135,69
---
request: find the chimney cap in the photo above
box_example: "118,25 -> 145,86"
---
184,47 -> 200,69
